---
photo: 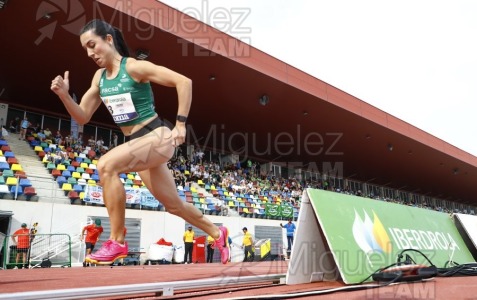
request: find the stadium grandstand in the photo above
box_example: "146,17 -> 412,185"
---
1,1 -> 477,298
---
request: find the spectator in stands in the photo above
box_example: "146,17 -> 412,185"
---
88,136 -> 96,148
183,226 -> 194,264
19,117 -> 30,140
242,227 -> 254,262
9,117 -> 20,133
81,218 -> 103,267
280,219 -> 296,257
11,223 -> 31,269
50,19 -> 229,265
54,130 -> 63,145
112,132 -> 118,148
43,128 -> 52,140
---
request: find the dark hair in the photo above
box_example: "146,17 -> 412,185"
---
80,19 -> 130,57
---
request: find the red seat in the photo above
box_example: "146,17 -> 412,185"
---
38,151 -> 46,159
7,157 -> 18,164
24,187 -> 37,201
51,169 -> 62,178
24,187 -> 37,196
68,191 -> 79,199
1,145 -> 10,151
15,171 -> 27,179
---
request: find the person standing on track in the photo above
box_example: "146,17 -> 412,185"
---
50,19 -> 229,265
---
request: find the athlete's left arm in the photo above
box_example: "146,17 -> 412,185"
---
127,58 -> 191,144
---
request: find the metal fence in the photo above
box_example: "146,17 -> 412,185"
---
2,234 -> 72,269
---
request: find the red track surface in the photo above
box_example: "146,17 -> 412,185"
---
1,261 -> 476,299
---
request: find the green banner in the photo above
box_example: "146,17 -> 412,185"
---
307,189 -> 474,283
281,205 -> 294,218
265,203 -> 280,217
265,204 -> 294,218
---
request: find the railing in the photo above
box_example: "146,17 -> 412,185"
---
2,233 -> 72,269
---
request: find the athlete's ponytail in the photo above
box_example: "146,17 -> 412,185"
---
80,19 -> 130,57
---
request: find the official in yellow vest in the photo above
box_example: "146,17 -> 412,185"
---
183,226 -> 195,264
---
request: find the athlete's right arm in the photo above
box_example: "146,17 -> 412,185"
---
51,70 -> 103,125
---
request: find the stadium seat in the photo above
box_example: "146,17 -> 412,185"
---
61,183 -> 73,195
1,145 -> 11,152
19,178 -> 32,187
0,140 -> 8,146
73,184 -> 83,192
68,191 -> 79,204
56,176 -> 67,187
7,157 -> 18,165
0,157 -> 6,163
61,170 -> 72,178
10,185 -> 23,197
11,163 -> 23,172
3,169 -> 14,177
6,177 -> 18,186
0,184 -> 9,197
24,187 -> 37,201
0,162 -> 10,170
72,172 -> 81,179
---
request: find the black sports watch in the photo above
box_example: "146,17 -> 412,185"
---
176,115 -> 188,123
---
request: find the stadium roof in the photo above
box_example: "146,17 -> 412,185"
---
1,0 -> 476,205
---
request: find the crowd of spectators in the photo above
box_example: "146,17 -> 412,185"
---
10,117 -> 475,217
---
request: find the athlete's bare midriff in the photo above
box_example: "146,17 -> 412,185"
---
119,114 -> 159,136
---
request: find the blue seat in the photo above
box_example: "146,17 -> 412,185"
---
73,184 -> 83,192
91,174 -> 100,181
62,170 -> 72,178
75,157 -> 83,162
67,165 -> 76,172
43,147 -> 51,153
119,173 -> 127,179
0,140 -> 8,146
4,151 -> 14,158
0,162 -> 10,170
30,140 -> 40,147
19,178 -> 32,187
56,176 -> 67,187
10,185 -> 23,196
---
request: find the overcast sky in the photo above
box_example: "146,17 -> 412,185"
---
160,0 -> 477,156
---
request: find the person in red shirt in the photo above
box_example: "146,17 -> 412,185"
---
11,223 -> 30,268
81,219 -> 103,267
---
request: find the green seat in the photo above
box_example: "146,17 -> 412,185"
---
0,176 -> 5,184
67,177 -> 77,184
47,163 -> 56,171
2,170 -> 14,177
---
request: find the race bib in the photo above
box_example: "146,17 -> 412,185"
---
101,92 -> 139,123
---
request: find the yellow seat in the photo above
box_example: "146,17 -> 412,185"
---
197,179 -> 205,186
80,162 -> 89,169
79,192 -> 85,200
62,183 -> 72,191
184,170 -> 190,175
11,164 -> 23,171
228,200 -> 235,207
92,159 -> 98,165
72,172 -> 81,179
211,185 -> 216,190
87,180 -> 96,186
56,164 -> 66,171
6,177 -> 18,186
190,186 -> 197,193
34,146 -> 43,152
127,174 -> 135,180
